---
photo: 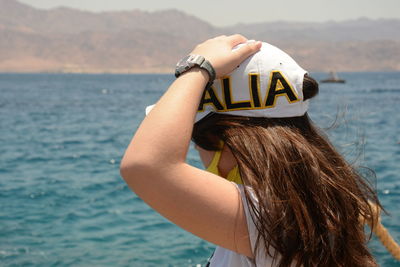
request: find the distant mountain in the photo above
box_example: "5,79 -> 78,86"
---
226,18 -> 400,42
224,19 -> 400,71
0,0 -> 217,36
0,0 -> 399,72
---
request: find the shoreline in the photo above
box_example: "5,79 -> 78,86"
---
0,68 -> 175,75
0,70 -> 399,74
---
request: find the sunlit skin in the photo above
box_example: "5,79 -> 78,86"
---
121,35 -> 261,257
195,144 -> 237,178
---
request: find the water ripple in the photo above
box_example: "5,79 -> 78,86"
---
1,73 -> 399,266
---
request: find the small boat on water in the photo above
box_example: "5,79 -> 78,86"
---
321,71 -> 345,83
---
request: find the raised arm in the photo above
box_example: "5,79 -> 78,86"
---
120,35 -> 261,256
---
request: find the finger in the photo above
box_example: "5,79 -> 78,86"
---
233,41 -> 262,61
226,34 -> 248,46
213,35 -> 227,40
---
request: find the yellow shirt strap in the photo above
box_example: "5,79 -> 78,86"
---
226,166 -> 242,185
206,150 -> 222,175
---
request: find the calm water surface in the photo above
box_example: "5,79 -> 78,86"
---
0,73 -> 399,266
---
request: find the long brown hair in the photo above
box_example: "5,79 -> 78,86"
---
192,75 -> 381,266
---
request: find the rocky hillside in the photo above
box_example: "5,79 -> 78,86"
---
0,0 -> 399,72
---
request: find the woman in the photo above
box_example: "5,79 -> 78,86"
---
120,34 -> 380,266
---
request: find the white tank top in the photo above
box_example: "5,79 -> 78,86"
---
208,184 -> 279,267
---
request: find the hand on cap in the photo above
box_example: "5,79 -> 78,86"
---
191,34 -> 262,79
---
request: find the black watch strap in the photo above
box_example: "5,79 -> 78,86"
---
199,59 -> 216,83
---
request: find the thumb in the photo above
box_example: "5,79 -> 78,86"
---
234,41 -> 262,61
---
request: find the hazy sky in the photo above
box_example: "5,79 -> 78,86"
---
18,0 -> 400,26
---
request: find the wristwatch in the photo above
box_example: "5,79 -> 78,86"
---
175,54 -> 216,83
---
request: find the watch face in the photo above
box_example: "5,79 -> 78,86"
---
176,55 -> 193,73
175,55 -> 205,77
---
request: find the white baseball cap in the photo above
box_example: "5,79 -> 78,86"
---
146,41 -> 308,123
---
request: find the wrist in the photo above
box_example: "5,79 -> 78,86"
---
178,67 -> 209,85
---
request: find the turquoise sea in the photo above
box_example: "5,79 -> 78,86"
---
1,73 -> 399,266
